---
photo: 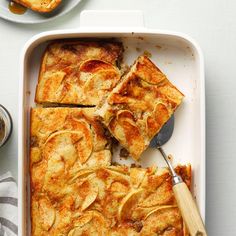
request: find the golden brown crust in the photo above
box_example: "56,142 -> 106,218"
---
31,162 -> 191,236
97,56 -> 184,160
35,41 -> 123,106
14,0 -> 61,12
30,107 -> 112,194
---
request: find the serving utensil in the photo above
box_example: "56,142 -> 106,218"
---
150,116 -> 207,236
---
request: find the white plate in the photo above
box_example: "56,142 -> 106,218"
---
18,11 -> 205,235
0,0 -> 82,24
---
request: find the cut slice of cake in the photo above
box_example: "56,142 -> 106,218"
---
35,41 -> 123,106
14,0 -> 61,12
96,56 -> 184,160
30,107 -> 112,195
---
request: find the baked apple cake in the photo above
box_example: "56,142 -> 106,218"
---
30,40 -> 188,235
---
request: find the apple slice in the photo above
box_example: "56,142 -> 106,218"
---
38,198 -> 56,231
118,189 -> 144,221
141,206 -> 182,235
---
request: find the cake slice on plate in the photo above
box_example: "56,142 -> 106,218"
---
14,0 -> 62,12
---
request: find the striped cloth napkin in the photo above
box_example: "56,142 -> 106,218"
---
0,172 -> 18,236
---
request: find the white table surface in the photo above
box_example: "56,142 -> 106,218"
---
0,0 -> 236,235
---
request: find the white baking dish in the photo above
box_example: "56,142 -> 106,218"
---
18,10 -> 205,236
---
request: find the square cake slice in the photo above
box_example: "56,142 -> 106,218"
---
14,0 -> 61,12
35,41 -> 123,106
97,56 -> 184,160
30,107 -> 111,195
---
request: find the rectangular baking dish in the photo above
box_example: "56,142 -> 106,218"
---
18,10 -> 205,236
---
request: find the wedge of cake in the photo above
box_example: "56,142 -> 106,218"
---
97,55 -> 184,160
14,0 -> 61,12
35,41 -> 123,106
31,163 -> 191,236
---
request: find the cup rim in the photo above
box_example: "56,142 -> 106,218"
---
0,104 -> 13,147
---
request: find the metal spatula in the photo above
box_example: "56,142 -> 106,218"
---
150,115 -> 207,236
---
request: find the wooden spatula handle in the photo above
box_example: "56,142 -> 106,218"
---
173,182 -> 207,236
